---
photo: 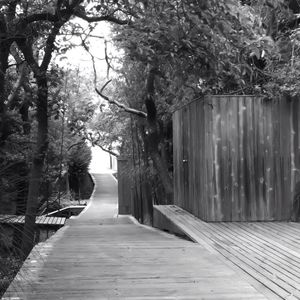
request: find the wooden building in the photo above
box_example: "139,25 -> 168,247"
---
173,95 -> 300,221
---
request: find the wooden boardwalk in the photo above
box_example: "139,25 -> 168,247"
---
4,173 -> 268,299
155,205 -> 300,300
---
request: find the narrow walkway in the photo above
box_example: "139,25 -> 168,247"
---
4,173 -> 267,299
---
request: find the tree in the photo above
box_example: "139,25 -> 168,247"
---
0,0 -> 133,257
235,0 -> 300,98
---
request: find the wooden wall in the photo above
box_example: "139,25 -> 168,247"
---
117,158 -> 133,215
117,158 -> 153,225
173,96 -> 300,221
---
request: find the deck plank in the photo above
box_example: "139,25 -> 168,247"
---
154,205 -> 300,300
4,223 -> 267,300
0,214 -> 65,227
3,175 -> 267,300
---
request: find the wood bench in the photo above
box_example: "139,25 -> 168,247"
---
154,205 -> 300,300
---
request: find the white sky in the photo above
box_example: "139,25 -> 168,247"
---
89,147 -> 112,173
59,20 -> 118,173
60,20 -> 116,79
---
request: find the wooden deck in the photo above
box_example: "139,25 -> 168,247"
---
0,214 -> 66,226
154,205 -> 300,300
3,173 -> 268,299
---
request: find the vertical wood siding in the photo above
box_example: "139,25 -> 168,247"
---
117,158 -> 133,215
173,96 -> 300,221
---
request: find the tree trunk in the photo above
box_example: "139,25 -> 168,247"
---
144,67 -> 173,203
149,150 -> 173,201
0,42 -> 10,145
0,13 -> 8,113
21,75 -> 48,258
0,63 -> 7,112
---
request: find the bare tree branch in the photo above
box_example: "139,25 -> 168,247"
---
22,0 -> 83,24
67,140 -> 85,151
74,11 -> 132,25
98,144 -> 118,157
41,22 -> 64,71
10,42 -> 23,64
7,63 -> 25,104
104,40 -> 118,77
86,132 -> 119,156
80,32 -> 146,119
100,79 -> 112,93
57,32 -> 105,39
23,13 -> 59,24
80,37 -> 98,86
10,42 -> 33,98
95,81 -> 147,118
16,39 -> 40,76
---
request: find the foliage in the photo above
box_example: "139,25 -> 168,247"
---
45,67 -> 96,198
88,0 -> 300,206
0,62 -> 96,211
90,0 -> 271,201
89,92 -> 132,156
68,141 -> 92,175
113,1 -> 267,100
239,0 -> 300,97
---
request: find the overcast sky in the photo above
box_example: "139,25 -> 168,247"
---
60,20 -> 117,172
60,20 -> 115,79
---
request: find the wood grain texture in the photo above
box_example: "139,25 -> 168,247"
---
173,96 -> 299,221
155,205 -> 300,300
117,158 -> 133,215
0,214 -> 66,226
4,174 -> 267,300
